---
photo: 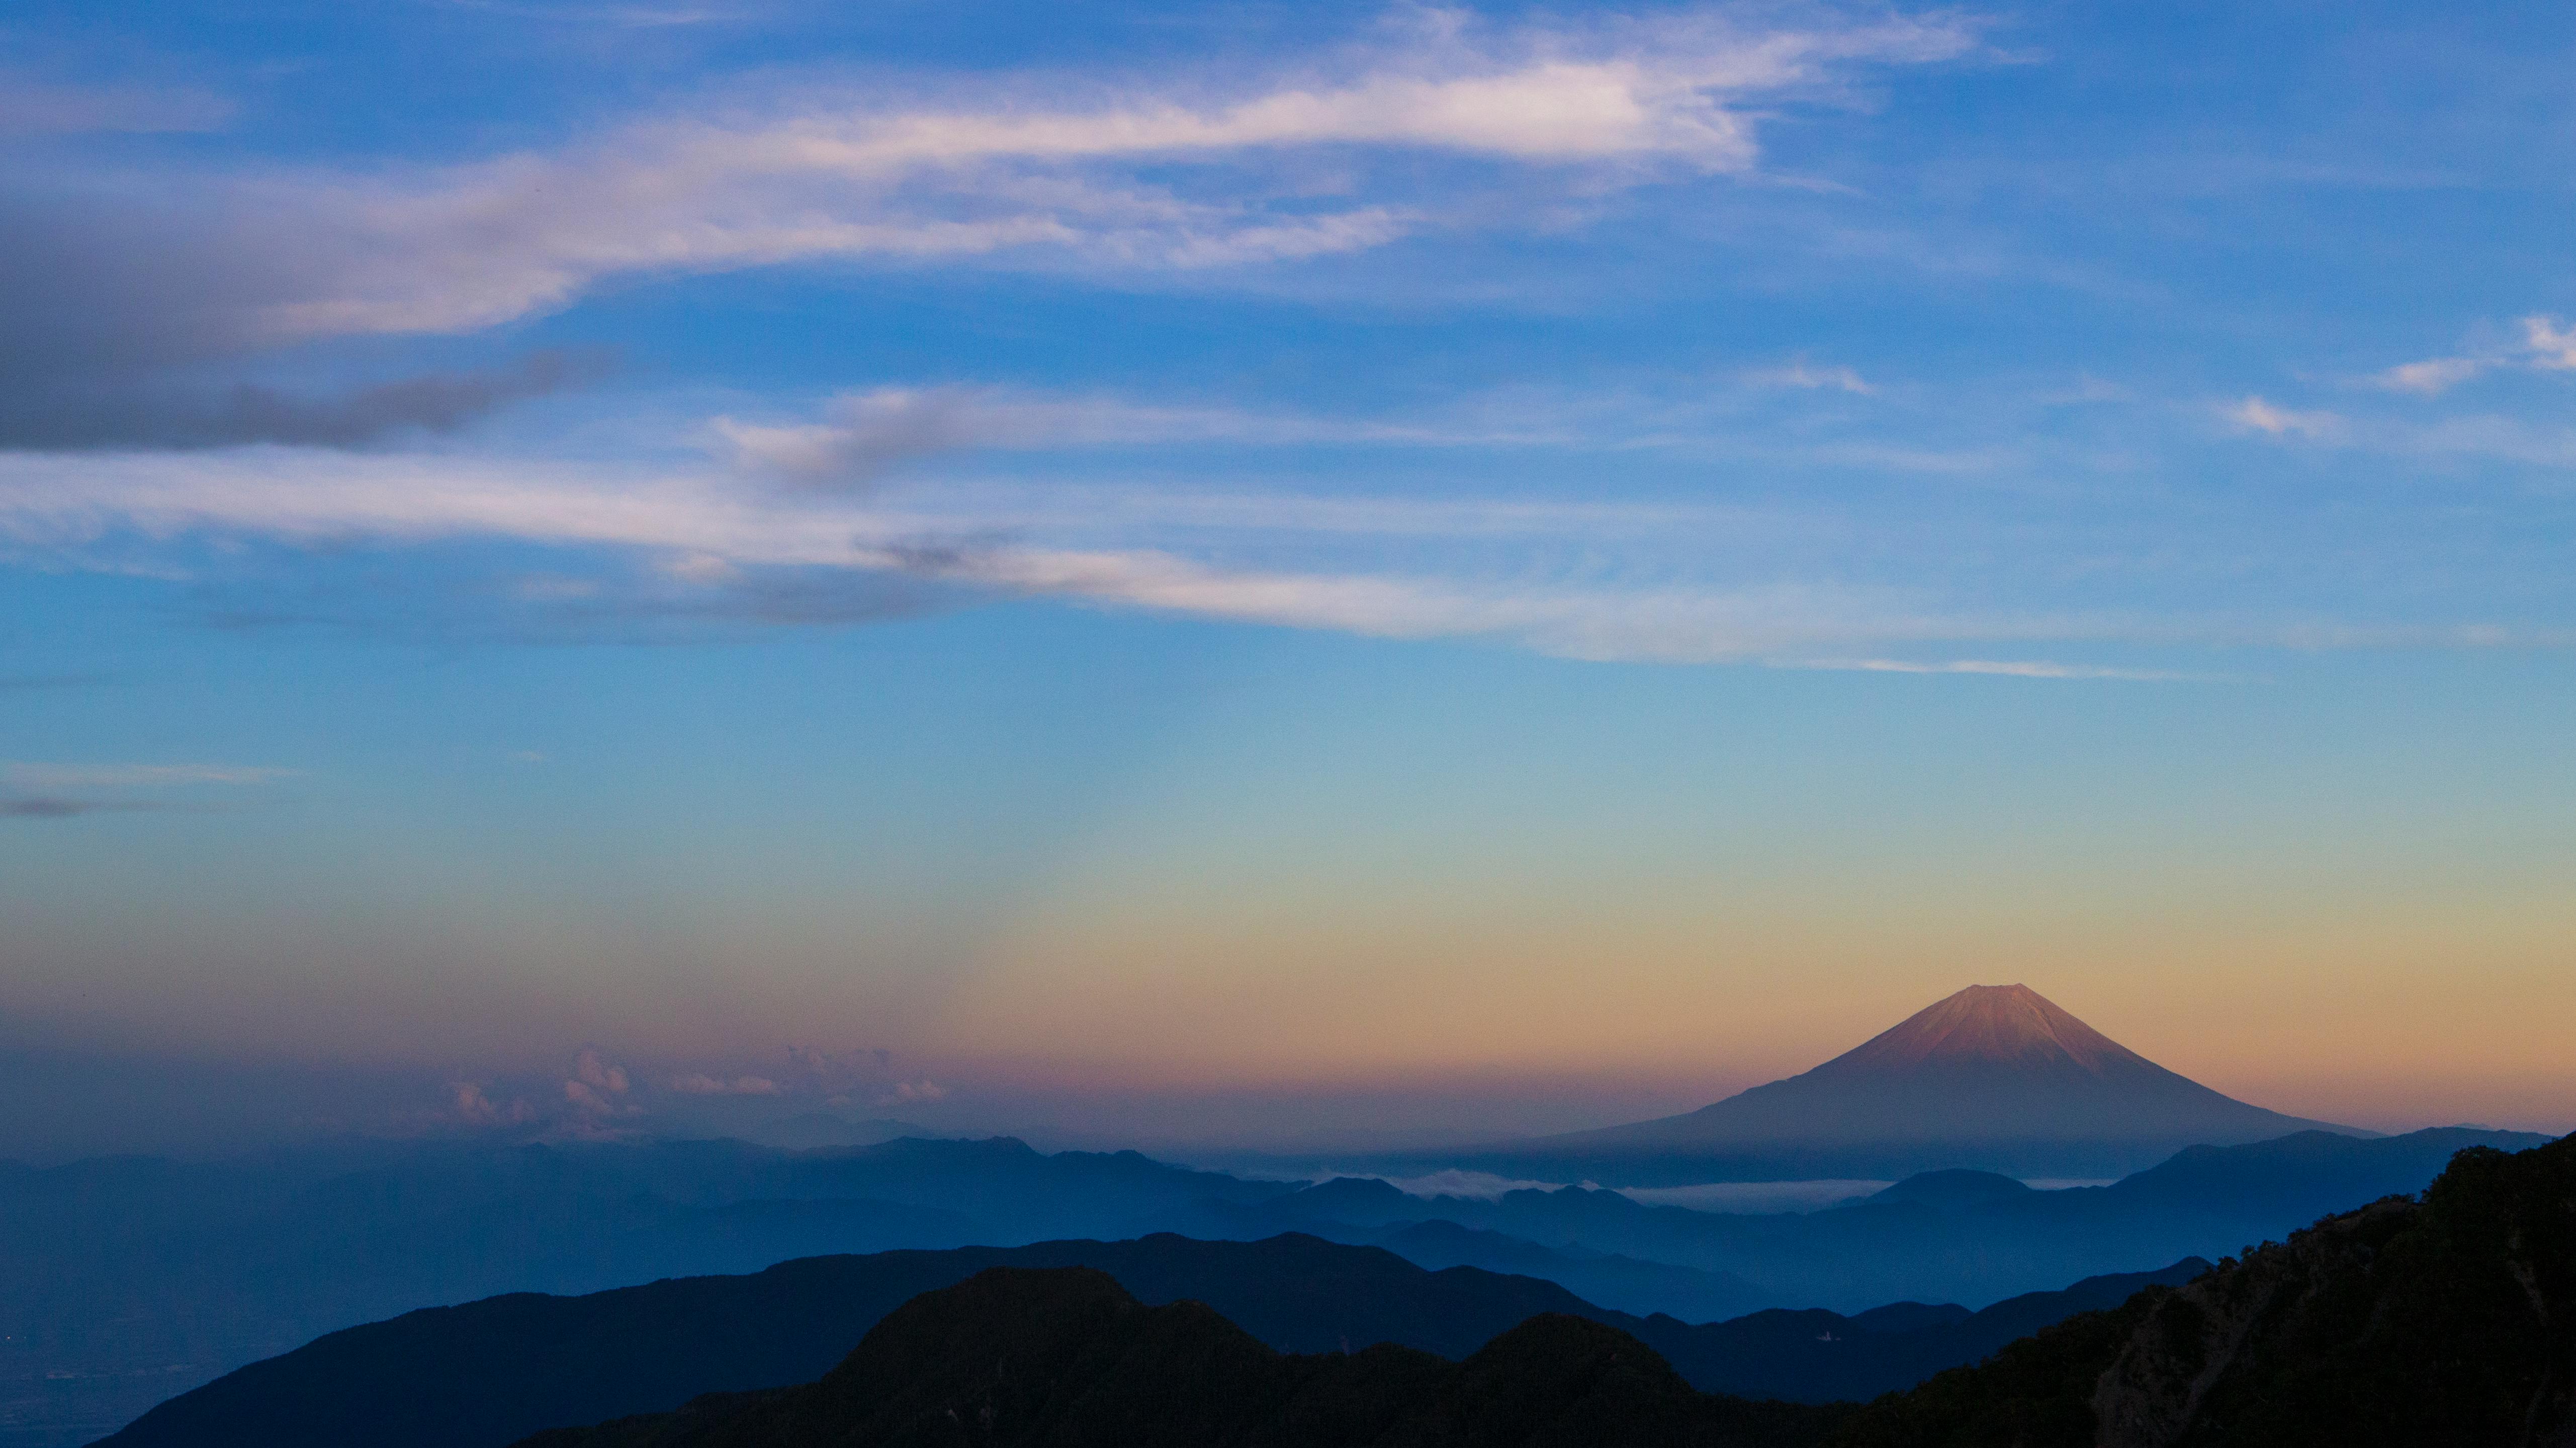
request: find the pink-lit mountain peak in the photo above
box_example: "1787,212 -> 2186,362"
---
1493,982 -> 2357,1180
1817,983 -> 2149,1080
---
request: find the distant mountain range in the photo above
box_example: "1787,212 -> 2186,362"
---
98,1233 -> 2201,1448
12,1124 -> 2551,1444
0,1135 -> 1281,1447
1242,1126 -> 2546,1309
1463,984 -> 2360,1183
505,1130 -> 2575,1447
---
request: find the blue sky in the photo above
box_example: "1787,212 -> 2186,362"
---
4,0 -> 2574,1157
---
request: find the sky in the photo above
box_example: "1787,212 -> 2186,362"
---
3,0 -> 2574,1160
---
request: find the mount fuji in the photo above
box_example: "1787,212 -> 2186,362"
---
1470,984 -> 2359,1184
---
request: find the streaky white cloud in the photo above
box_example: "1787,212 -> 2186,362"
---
903,483 -> 1758,541
1743,361 -> 1875,394
710,371 -> 2003,493
442,0 -> 742,26
903,539 -> 1980,663
3,761 -> 297,788
2226,395 -> 2345,440
2523,316 -> 2576,370
179,7 -> 1976,340
0,446 -> 2061,664
2224,395 -> 2576,467
2371,357 -> 2485,396
7,441 -> 2561,668
0,76 -> 232,136
1789,658 -> 2216,681
714,384 -> 1565,485
2360,313 -> 2576,396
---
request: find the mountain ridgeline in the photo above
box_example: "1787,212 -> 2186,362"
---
511,1130 -> 2576,1448
94,1233 -> 2201,1448
1471,985 -> 2354,1183
25,1124 -> 2547,1445
516,1131 -> 2572,1448
513,1266 -> 1846,1448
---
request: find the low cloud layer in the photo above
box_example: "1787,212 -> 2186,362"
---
411,1045 -> 947,1142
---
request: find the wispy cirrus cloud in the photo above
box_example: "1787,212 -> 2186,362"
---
714,384 -> 1568,487
0,440 -> 2502,675
2,762 -> 297,789
2365,313 -> 2576,396
1789,657 -> 2219,682
286,8 -> 1966,337
0,75 -> 232,137
0,796 -> 164,819
4,7 -> 1981,373
0,760 -> 295,821
2225,395 -> 2345,440
2228,384 -> 2576,468
0,443 -> 1945,660
1743,361 -> 1874,394
0,351 -> 611,454
2371,357 -> 2486,396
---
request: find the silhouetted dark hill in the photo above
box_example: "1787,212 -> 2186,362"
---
1837,1130 -> 2576,1447
510,1266 -> 1848,1448
1470,985 -> 2355,1182
1869,1171 -> 2032,1210
94,1235 -> 1604,1448
98,1232 -> 2207,1447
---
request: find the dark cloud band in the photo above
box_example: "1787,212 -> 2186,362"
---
0,349 -> 612,452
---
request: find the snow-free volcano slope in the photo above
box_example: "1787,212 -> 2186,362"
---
1473,985 -> 2357,1184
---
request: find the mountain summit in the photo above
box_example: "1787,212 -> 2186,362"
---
1820,983 -> 2138,1076
1475,985 -> 2356,1184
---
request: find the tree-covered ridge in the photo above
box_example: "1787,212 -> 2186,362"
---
1838,1131 -> 2576,1447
